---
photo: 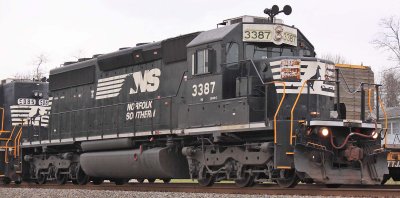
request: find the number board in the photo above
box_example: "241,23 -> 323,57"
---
242,24 -> 297,46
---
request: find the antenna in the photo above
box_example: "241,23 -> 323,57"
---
264,5 -> 292,23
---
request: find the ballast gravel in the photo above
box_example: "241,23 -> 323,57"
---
0,188 -> 353,198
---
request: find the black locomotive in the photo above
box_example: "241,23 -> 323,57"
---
4,6 -> 388,187
0,79 -> 49,184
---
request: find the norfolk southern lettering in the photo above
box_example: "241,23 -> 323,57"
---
126,100 -> 156,120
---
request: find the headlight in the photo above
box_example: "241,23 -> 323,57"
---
372,131 -> 379,139
320,127 -> 330,137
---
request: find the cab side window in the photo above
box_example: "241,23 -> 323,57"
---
226,42 -> 239,64
192,49 -> 209,75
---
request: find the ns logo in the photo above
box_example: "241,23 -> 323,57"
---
129,68 -> 161,95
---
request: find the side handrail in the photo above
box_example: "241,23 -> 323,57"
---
290,79 -> 337,145
0,107 -> 3,131
5,125 -> 18,163
378,96 -> 388,147
248,59 -> 287,144
290,80 -> 308,145
14,127 -> 23,157
0,107 -> 8,133
368,88 -> 374,117
272,81 -> 286,144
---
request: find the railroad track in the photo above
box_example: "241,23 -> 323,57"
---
1,182 -> 400,197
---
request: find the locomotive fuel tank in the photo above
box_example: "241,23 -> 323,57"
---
80,147 -> 189,179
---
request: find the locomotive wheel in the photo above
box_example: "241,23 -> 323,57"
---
234,168 -> 254,188
72,180 -> 78,185
276,169 -> 299,188
114,179 -> 129,185
14,175 -> 22,185
136,179 -> 144,183
56,172 -> 68,185
92,178 -> 104,185
197,167 -> 215,187
162,179 -> 171,184
36,171 -> 47,185
2,177 -> 11,185
147,179 -> 156,183
76,166 -> 89,185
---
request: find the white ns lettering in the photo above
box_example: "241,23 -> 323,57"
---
130,68 -> 161,94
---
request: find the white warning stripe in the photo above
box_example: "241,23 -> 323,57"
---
98,74 -> 129,83
96,88 -> 121,96
97,79 -> 125,87
10,109 -> 32,113
12,118 -> 49,122
96,93 -> 119,100
97,83 -> 124,92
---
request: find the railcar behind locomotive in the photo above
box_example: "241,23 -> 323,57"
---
0,79 -> 49,184
18,5 -> 388,187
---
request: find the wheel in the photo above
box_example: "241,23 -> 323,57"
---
197,167 -> 215,187
92,178 -> 104,185
162,179 -> 171,184
325,184 -> 342,188
56,171 -> 68,185
147,179 -> 156,183
136,179 -> 144,183
2,177 -> 11,185
276,169 -> 299,188
76,166 -> 89,185
72,179 -> 78,185
234,167 -> 254,188
14,175 -> 22,185
115,179 -> 129,185
36,171 -> 47,185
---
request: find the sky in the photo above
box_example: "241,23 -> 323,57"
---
0,0 -> 400,80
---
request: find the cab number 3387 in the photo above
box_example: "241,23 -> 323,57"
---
192,82 -> 216,97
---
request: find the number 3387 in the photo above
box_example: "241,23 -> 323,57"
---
192,82 -> 215,97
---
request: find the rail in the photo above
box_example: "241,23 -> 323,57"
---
290,80 -> 308,145
4,125 -> 20,163
378,96 -> 388,147
0,108 -> 9,133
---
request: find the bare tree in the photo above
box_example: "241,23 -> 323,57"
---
372,16 -> 400,107
33,54 -> 47,81
381,70 -> 400,107
320,53 -> 349,64
13,54 -> 48,81
372,16 -> 400,65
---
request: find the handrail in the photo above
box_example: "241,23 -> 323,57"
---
0,107 -> 6,132
273,81 -> 286,144
378,96 -> 388,147
5,125 -> 18,163
247,59 -> 287,144
368,88 -> 374,116
290,80 -> 308,145
14,127 -> 23,157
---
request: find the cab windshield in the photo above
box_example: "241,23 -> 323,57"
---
245,43 -> 295,60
